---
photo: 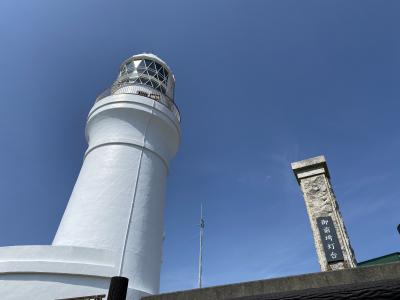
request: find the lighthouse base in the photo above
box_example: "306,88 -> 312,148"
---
0,245 -> 150,300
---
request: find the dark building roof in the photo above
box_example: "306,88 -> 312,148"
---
144,262 -> 400,300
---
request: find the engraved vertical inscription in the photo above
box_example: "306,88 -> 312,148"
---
316,216 -> 344,263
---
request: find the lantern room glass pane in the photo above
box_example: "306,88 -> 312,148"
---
148,69 -> 157,76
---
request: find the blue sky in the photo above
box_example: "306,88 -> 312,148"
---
0,0 -> 399,293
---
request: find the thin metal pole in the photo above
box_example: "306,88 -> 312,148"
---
198,204 -> 205,288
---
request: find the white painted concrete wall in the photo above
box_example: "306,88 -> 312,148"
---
0,245 -> 129,300
0,273 -> 109,300
53,93 -> 180,296
0,271 -> 147,300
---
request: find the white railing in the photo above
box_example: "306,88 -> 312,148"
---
95,83 -> 180,123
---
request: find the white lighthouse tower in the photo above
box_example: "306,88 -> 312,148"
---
53,53 -> 181,296
0,54 -> 180,300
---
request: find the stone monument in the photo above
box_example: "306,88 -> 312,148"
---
291,155 -> 357,271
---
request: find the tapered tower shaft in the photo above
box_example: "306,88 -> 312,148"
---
53,54 -> 180,298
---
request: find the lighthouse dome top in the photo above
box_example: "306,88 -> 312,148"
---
96,53 -> 180,122
116,53 -> 175,100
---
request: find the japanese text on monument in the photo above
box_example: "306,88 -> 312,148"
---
316,216 -> 344,263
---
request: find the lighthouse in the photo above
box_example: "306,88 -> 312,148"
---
53,53 -> 181,296
0,53 -> 180,300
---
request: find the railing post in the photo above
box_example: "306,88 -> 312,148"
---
107,276 -> 129,300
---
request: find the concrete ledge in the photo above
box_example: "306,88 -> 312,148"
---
145,262 -> 400,300
0,245 -> 152,299
0,245 -> 116,277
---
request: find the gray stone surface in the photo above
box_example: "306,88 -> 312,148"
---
292,155 -> 356,271
144,262 -> 400,300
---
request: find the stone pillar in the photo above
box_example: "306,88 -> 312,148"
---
291,155 -> 357,271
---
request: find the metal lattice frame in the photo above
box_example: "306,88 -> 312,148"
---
96,56 -> 180,122
117,58 -> 170,95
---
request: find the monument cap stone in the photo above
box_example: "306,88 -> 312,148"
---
291,155 -> 330,184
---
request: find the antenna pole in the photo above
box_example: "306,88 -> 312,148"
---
198,203 -> 204,288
